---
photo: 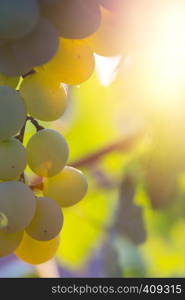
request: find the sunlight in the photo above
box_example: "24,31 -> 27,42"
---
153,1 -> 185,107
130,0 -> 185,113
95,54 -> 121,86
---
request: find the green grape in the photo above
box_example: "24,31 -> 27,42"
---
26,197 -> 63,241
0,43 -> 32,77
44,166 -> 88,207
20,72 -> 67,121
0,0 -> 39,40
0,86 -> 26,141
0,138 -> 27,181
15,232 -> 60,265
0,181 -> 36,233
0,230 -> 23,258
37,39 -> 95,85
41,0 -> 101,39
0,39 -> 5,47
0,74 -> 20,89
27,129 -> 69,177
12,18 -> 59,71
39,0 -> 59,4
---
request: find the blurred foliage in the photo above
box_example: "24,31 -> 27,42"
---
8,55 -> 185,278
49,65 -> 185,277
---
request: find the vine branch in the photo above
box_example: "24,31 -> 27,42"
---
70,131 -> 143,168
30,131 -> 143,190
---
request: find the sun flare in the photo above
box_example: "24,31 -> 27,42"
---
153,1 -> 185,105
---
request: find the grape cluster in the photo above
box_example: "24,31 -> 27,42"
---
0,0 -> 123,82
0,0 -> 105,80
0,0 -> 121,265
2,0 -> 124,264
0,83 -> 88,264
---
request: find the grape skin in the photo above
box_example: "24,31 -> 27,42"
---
27,129 -> 69,177
20,72 -> 67,121
38,39 -> 95,85
15,232 -> 60,265
44,166 -> 88,207
0,43 -> 32,77
0,86 -> 27,141
0,181 -> 36,233
0,0 -> 39,40
41,0 -> 101,39
12,18 -> 59,72
0,74 -> 20,89
0,138 -> 27,181
0,230 -> 23,258
98,0 -> 124,11
87,8 -> 124,56
26,197 -> 64,241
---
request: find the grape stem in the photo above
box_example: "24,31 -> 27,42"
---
17,116 -> 44,183
22,70 -> 35,78
16,121 -> 27,183
27,116 -> 44,131
17,120 -> 26,143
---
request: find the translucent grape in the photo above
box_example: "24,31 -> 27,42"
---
98,0 -> 123,11
0,230 -> 23,258
12,18 -> 59,71
44,166 -> 88,207
0,0 -> 39,40
27,129 -> 69,177
0,73 -> 20,89
0,86 -> 27,141
0,138 -> 27,181
20,72 -> 67,121
26,197 -> 63,241
87,8 -> 123,56
0,181 -> 36,233
41,0 -> 101,39
38,39 -> 95,85
15,232 -> 60,265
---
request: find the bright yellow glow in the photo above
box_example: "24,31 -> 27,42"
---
151,1 -> 185,107
96,1 -> 185,112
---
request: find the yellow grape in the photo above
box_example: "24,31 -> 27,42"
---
20,72 -> 67,121
44,166 -> 88,207
0,137 -> 27,181
0,230 -> 23,258
87,8 -> 123,56
37,38 -> 95,85
0,181 -> 36,233
27,129 -> 69,177
26,197 -> 63,241
15,232 -> 60,265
